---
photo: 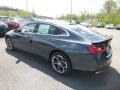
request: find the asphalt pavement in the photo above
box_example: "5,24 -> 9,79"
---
0,28 -> 120,90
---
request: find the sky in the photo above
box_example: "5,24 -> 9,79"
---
0,0 -> 111,17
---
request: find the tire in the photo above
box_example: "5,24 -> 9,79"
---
6,38 -> 15,51
50,52 -> 72,74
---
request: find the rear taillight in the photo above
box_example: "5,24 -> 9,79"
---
87,45 -> 106,55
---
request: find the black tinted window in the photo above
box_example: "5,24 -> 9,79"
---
48,25 -> 56,34
49,26 -> 67,35
54,27 -> 66,35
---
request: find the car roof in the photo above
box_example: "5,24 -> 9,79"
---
32,19 -> 79,31
34,19 -> 70,25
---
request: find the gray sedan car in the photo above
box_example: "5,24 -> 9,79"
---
5,20 -> 112,74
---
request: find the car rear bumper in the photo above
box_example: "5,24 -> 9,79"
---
68,53 -> 112,72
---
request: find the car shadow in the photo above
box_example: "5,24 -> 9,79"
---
6,49 -> 120,90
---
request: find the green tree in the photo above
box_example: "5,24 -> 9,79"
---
0,6 -> 38,17
78,11 -> 94,22
103,0 -> 117,13
58,14 -> 78,21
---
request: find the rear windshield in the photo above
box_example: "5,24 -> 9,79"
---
69,25 -> 105,41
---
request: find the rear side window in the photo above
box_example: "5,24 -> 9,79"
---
49,26 -> 67,35
36,24 -> 67,35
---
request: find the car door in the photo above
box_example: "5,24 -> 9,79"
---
31,23 -> 53,58
32,23 -> 68,58
13,23 -> 37,52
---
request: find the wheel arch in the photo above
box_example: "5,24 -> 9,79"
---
49,49 -> 72,68
5,35 -> 15,47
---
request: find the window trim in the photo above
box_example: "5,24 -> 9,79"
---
36,23 -> 70,36
19,23 -> 37,33
36,23 -> 51,34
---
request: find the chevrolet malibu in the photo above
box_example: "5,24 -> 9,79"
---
5,20 -> 112,74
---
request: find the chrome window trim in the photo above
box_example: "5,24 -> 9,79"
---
18,21 -> 70,36
20,23 -> 37,33
36,22 -> 70,37
35,30 -> 70,37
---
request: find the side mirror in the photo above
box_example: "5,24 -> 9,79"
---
15,28 -> 21,32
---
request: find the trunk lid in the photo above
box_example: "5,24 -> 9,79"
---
92,35 -> 113,46
93,35 -> 113,59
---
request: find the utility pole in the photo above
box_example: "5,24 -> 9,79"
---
26,0 -> 28,11
70,0 -> 72,24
